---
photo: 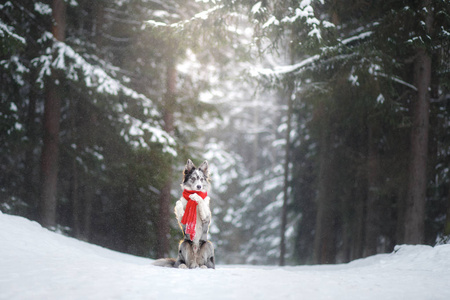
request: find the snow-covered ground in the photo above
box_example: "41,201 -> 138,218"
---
1,211 -> 449,300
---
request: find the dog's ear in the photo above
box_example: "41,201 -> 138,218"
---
198,160 -> 209,176
185,159 -> 195,173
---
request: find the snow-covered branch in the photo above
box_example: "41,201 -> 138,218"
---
252,54 -> 320,76
145,5 -> 223,29
0,21 -> 26,45
369,64 -> 417,91
31,34 -> 177,155
340,31 -> 373,45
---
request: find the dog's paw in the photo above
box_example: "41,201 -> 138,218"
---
200,265 -> 208,269
189,193 -> 203,202
178,264 -> 188,269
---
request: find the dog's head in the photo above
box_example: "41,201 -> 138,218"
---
181,159 -> 210,192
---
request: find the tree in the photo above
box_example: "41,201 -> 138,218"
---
239,0 -> 450,264
156,45 -> 178,258
280,74 -> 294,266
39,0 -> 67,229
1,0 -> 185,257
404,0 -> 433,244
2,0 -> 450,265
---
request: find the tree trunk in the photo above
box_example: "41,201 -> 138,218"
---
364,124 -> 381,256
40,80 -> 61,229
51,0 -> 66,41
83,185 -> 93,241
24,88 -> 38,219
39,0 -> 66,229
313,107 -> 337,264
351,173 -> 366,261
69,97 -> 82,238
404,1 -> 432,244
156,57 -> 176,258
444,190 -> 450,237
71,156 -> 81,237
279,78 -> 294,266
251,99 -> 260,174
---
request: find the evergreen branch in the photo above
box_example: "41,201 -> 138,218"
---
144,5 -> 223,29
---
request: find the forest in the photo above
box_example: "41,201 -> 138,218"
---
1,0 -> 450,265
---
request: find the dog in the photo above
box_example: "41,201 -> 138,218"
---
153,159 -> 215,269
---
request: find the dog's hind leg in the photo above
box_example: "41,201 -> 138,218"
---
175,240 -> 198,269
198,241 -> 215,269
174,240 -> 189,269
153,258 -> 176,268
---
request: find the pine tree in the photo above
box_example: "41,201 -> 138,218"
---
39,0 -> 67,229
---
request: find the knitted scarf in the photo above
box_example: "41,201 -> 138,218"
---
181,190 -> 208,241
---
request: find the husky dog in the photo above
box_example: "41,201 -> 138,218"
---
153,159 -> 215,269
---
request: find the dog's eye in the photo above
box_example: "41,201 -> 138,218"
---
200,178 -> 204,182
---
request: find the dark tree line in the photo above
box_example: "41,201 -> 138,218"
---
203,0 -> 450,265
263,0 -> 450,264
1,0 -> 213,258
2,0 -> 450,266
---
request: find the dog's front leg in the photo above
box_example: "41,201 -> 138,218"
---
174,200 -> 185,222
194,196 -> 211,242
200,218 -> 210,242
196,196 -> 211,221
175,201 -> 190,239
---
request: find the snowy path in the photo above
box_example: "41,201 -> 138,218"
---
1,211 -> 450,300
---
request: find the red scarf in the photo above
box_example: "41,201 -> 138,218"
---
181,190 -> 208,241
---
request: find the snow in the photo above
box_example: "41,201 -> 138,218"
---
32,39 -> 160,115
279,1 -> 322,40
0,21 -> 26,45
28,36 -> 177,155
1,211 -> 450,300
122,114 -> 177,156
340,31 -> 373,45
262,15 -> 279,28
34,3 -> 52,15
145,5 -> 222,29
368,64 -> 418,91
255,54 -> 320,76
0,56 -> 29,86
251,2 -> 262,14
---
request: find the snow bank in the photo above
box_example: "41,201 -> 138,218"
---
1,211 -> 449,300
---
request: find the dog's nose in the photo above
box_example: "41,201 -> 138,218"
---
196,185 -> 202,190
